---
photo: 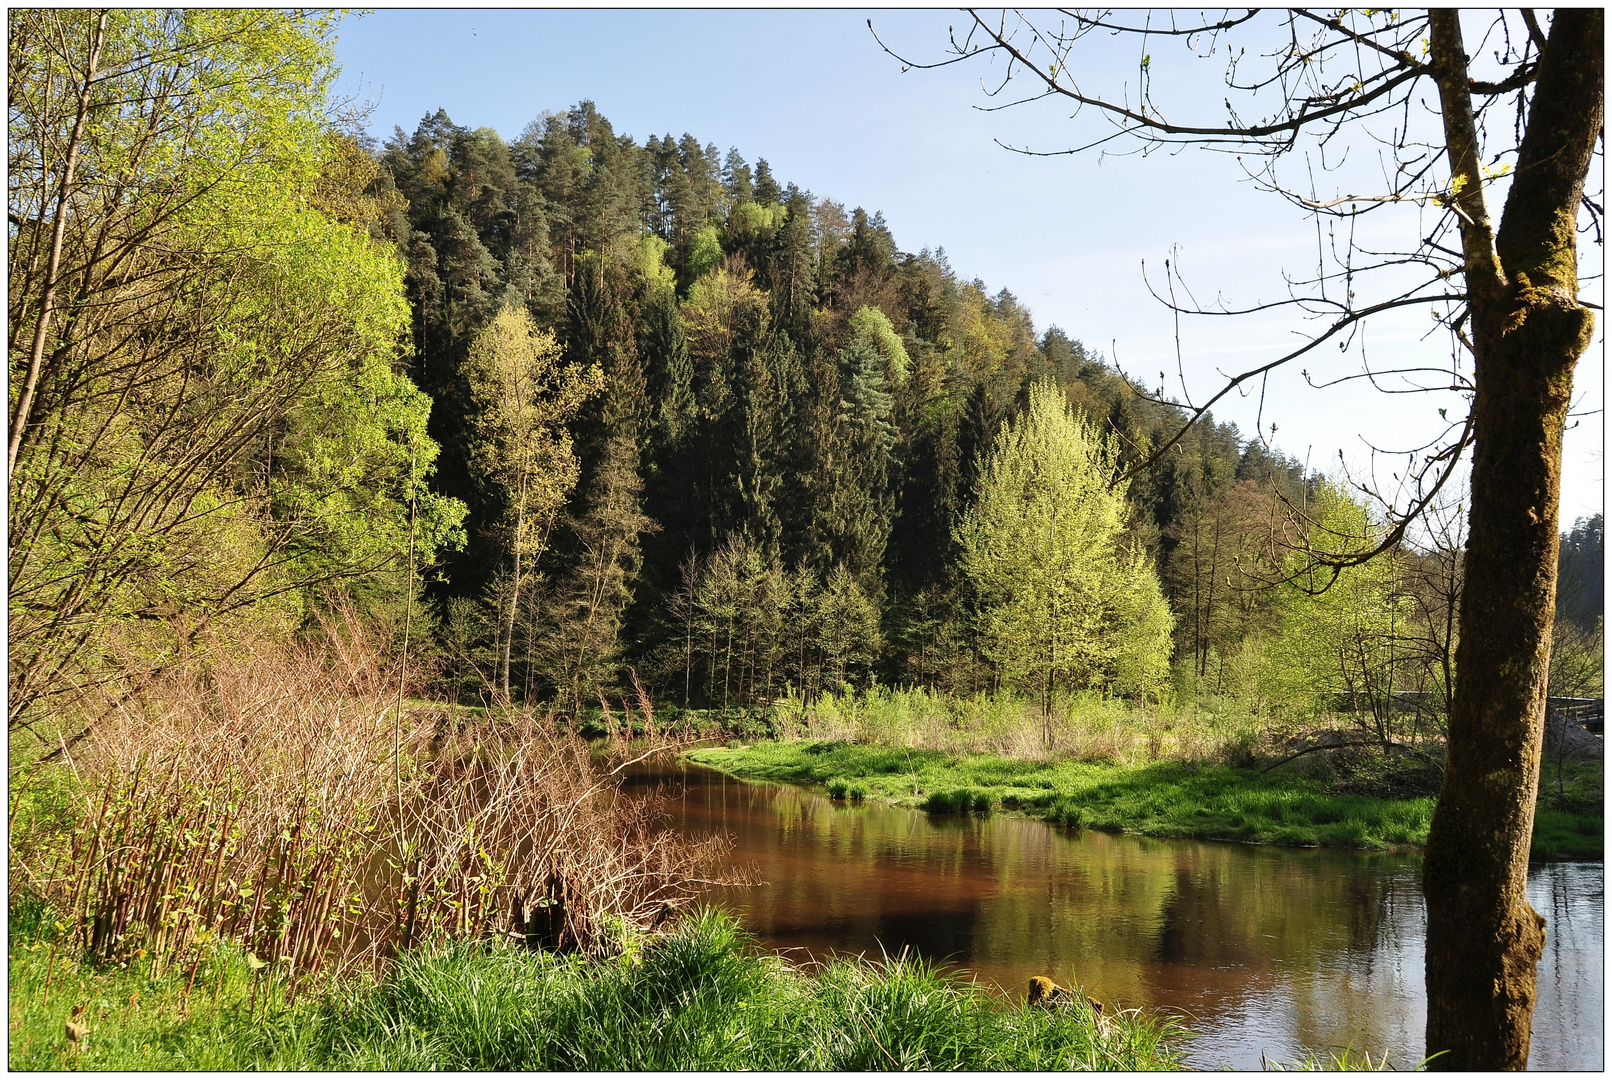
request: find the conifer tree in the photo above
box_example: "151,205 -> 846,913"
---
541,428 -> 657,713
770,187 -> 817,342
752,159 -> 781,205
830,333 -> 897,592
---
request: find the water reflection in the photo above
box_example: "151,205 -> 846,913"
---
629,762 -> 1602,1071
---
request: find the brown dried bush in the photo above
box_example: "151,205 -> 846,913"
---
10,613 -> 724,996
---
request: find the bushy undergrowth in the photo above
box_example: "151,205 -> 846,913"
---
9,905 -> 1188,1071
7,617 -> 724,996
770,684 -> 1265,764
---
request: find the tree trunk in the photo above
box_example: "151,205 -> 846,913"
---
502,491 -> 525,703
1422,9 -> 1601,1070
10,12 -> 107,474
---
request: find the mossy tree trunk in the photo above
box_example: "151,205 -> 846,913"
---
1422,9 -> 1602,1070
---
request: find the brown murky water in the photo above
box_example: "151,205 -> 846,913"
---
627,761 -> 1603,1071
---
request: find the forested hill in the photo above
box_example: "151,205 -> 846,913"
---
367,101 -> 1310,705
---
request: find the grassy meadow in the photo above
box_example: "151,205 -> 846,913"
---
682,684 -> 1602,858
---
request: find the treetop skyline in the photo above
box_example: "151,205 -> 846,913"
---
333,8 -> 1601,524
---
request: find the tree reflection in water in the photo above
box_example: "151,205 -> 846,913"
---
627,762 -> 1601,1070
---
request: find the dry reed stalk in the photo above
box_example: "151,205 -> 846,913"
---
14,610 -> 729,983
396,706 -> 723,957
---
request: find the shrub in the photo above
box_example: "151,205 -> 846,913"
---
8,615 -> 726,989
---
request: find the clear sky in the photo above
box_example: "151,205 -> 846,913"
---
332,9 -> 1602,527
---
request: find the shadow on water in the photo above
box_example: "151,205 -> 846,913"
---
626,759 -> 1603,1071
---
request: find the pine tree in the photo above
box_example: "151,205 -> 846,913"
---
722,148 -> 754,207
753,158 -> 781,205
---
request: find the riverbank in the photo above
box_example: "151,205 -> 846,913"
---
684,741 -> 1602,857
7,902 -> 1185,1071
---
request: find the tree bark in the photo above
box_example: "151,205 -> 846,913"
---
502,487 -> 525,703
1423,9 -> 1601,1070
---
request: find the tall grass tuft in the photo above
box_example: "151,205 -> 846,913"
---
254,909 -> 1189,1071
9,613 -> 725,999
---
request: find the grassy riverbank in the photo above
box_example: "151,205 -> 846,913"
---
685,742 -> 1602,857
8,901 -> 1185,1071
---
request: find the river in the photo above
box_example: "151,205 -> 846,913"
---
628,761 -> 1603,1071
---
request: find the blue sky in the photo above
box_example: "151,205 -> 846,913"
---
333,10 -> 1601,526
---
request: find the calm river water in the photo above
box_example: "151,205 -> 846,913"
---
628,761 -> 1603,1071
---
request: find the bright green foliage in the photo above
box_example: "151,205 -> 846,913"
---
635,234 -> 678,297
463,305 -> 603,697
685,223 -> 725,283
1266,481 -> 1417,738
729,200 -> 787,236
7,10 -> 461,727
270,322 -> 467,606
958,381 -> 1174,714
847,305 -> 910,384
464,308 -> 599,552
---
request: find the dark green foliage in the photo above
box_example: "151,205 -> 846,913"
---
373,100 -> 1357,709
1557,513 -> 1603,632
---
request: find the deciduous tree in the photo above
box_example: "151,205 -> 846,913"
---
957,380 -> 1173,729
462,304 -> 600,700
880,9 -> 1601,1065
7,10 -> 462,732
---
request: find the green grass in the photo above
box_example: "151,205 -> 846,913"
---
7,894 -> 296,1071
9,900 -> 1187,1071
1264,1045 -> 1440,1070
688,740 -> 1601,857
686,740 -> 1577,853
1529,809 -> 1604,859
